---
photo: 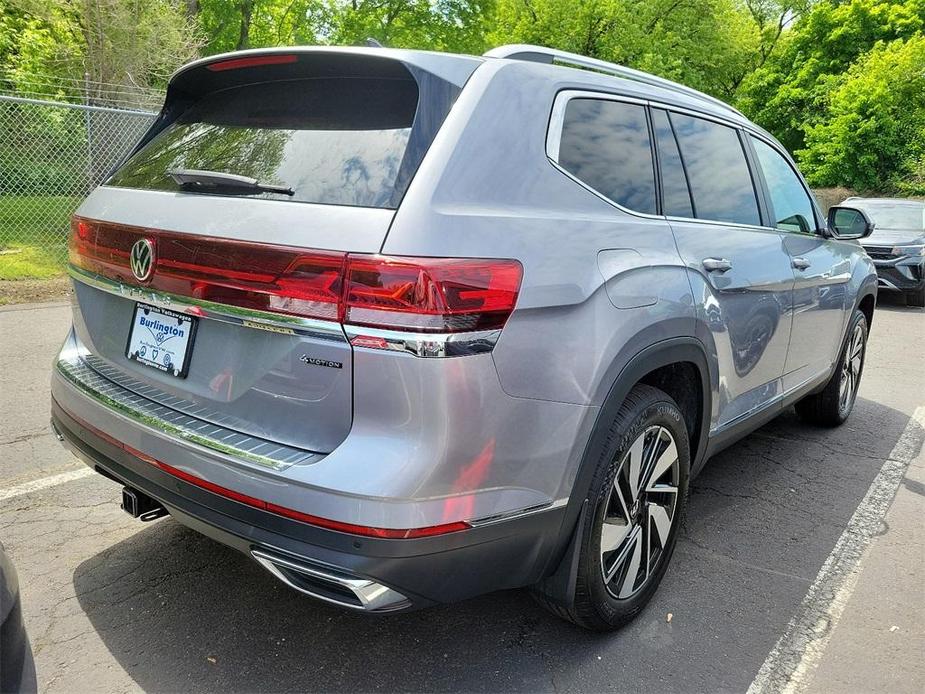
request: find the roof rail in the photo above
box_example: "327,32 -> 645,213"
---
484,44 -> 744,118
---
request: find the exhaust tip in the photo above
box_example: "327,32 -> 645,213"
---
251,548 -> 410,612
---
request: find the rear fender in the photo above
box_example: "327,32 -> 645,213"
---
535,338 -> 711,607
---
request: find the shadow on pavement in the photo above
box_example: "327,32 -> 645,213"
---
876,291 -> 921,312
74,398 -> 920,693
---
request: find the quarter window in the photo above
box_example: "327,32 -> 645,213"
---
557,99 -> 657,214
670,113 -> 761,226
751,137 -> 817,233
651,109 -> 694,218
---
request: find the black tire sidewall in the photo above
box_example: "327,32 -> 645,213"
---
837,310 -> 868,420
579,388 -> 691,628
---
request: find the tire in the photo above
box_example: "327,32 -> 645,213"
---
535,384 -> 690,631
795,309 -> 868,427
907,288 -> 925,308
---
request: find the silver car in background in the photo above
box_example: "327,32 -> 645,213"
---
51,44 -> 878,630
845,197 -> 925,307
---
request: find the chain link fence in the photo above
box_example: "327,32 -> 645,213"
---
0,94 -> 157,278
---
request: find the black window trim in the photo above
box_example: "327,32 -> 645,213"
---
651,107 -> 697,218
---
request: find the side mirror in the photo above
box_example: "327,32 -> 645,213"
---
827,206 -> 874,240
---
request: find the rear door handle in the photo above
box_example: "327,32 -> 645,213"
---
792,257 -> 812,270
702,258 -> 732,273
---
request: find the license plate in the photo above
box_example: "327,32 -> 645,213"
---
126,303 -> 197,378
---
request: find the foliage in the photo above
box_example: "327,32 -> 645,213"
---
196,0 -> 326,54
327,0 -> 492,53
736,0 -> 925,153
1,0 -> 202,98
487,0 -> 807,100
798,36 -> 925,195
194,1 -> 492,55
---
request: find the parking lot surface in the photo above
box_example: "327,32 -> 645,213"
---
1,297 -> 923,693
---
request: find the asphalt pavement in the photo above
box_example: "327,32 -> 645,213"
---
1,297 -> 922,693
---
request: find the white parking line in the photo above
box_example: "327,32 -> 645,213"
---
747,405 -> 925,694
0,467 -> 95,502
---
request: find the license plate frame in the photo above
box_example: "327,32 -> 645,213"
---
125,303 -> 198,379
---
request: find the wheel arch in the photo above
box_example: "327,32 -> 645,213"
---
534,337 -> 711,607
857,290 -> 876,330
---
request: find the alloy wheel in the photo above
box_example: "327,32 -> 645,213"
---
839,324 -> 864,414
600,425 -> 680,599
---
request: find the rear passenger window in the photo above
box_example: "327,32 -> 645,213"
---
651,109 -> 694,218
557,99 -> 657,214
670,113 -> 761,226
750,137 -> 817,233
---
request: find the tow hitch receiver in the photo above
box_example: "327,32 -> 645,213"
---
121,486 -> 168,522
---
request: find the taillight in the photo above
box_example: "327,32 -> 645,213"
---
69,217 -> 523,334
343,256 -> 522,332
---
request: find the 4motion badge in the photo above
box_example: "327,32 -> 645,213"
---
300,355 -> 343,369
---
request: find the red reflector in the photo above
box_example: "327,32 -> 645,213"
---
206,54 -> 298,71
344,256 -> 523,332
58,401 -> 471,539
350,335 -> 390,350
265,503 -> 471,539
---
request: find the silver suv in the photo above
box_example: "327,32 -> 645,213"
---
845,197 -> 925,307
51,45 -> 878,630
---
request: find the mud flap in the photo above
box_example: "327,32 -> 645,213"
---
531,499 -> 588,610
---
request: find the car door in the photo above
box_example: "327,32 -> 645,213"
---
747,135 -> 850,391
654,108 -> 794,431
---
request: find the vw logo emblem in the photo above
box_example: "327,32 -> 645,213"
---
130,238 -> 155,282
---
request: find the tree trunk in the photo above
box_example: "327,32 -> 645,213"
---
237,0 -> 254,50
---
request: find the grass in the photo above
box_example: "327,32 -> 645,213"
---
0,195 -> 79,279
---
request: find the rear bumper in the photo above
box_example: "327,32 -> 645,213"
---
52,399 -> 567,610
870,257 -> 925,293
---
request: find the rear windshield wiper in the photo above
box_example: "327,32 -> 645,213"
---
167,168 -> 294,196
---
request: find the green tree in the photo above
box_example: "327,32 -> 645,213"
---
325,0 -> 493,53
195,0 -> 327,54
798,35 -> 925,194
736,0 -> 925,153
487,0 -> 778,100
1,0 -> 202,98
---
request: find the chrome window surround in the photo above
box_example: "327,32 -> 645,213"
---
55,352 -> 318,470
545,89 -> 813,238
69,264 -> 502,358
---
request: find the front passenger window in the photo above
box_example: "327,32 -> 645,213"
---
751,137 -> 817,234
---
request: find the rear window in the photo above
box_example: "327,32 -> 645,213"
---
107,76 -> 440,209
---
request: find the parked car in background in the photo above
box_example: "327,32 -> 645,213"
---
0,542 -> 36,693
845,197 -> 925,307
51,44 -> 878,630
